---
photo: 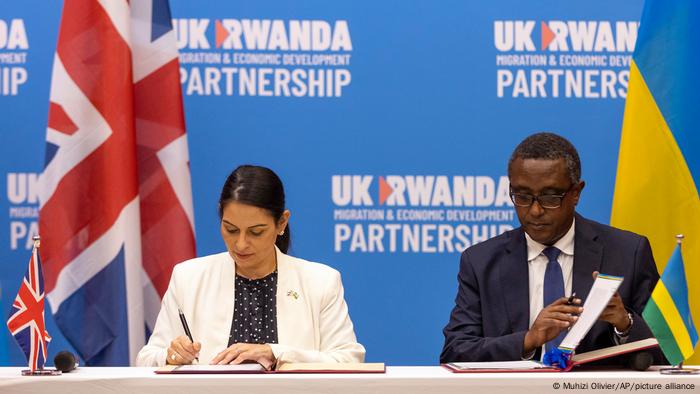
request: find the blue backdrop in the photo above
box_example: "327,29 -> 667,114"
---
1,0 -> 644,366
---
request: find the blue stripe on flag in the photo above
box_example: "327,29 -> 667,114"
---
145,322 -> 152,346
44,142 -> 59,167
54,245 -> 130,366
151,0 -> 173,42
0,328 -> 7,365
661,247 -> 699,345
634,0 -> 700,189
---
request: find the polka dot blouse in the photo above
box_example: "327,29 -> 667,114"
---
228,271 -> 278,346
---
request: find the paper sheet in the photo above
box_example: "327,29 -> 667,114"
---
277,362 -> 385,372
446,360 -> 547,370
559,274 -> 623,351
173,364 -> 265,372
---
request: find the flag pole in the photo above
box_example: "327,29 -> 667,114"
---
659,235 -> 699,375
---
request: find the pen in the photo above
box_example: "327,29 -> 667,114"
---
178,308 -> 198,362
567,292 -> 577,305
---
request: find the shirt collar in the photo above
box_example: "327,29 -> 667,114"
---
525,218 -> 575,261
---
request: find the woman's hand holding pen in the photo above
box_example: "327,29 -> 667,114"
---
166,336 -> 201,365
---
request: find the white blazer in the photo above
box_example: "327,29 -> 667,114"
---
135,247 -> 365,366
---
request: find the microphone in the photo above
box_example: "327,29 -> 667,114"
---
54,351 -> 78,373
627,351 -> 653,371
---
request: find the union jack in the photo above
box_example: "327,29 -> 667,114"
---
39,0 -> 196,365
7,238 -> 52,371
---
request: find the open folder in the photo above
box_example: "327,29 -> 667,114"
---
443,338 -> 659,372
155,362 -> 386,374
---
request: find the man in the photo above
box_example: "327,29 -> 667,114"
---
441,132 -> 660,363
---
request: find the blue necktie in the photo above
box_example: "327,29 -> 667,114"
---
542,246 -> 565,353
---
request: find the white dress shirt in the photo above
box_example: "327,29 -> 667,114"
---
522,219 -> 575,359
526,219 -> 575,329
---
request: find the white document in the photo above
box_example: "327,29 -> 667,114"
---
447,360 -> 548,370
559,274 -> 623,351
174,364 -> 266,372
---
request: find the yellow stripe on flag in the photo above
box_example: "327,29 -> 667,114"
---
651,281 -> 695,359
611,60 -> 700,363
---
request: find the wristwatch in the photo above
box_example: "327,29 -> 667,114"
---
613,312 -> 634,337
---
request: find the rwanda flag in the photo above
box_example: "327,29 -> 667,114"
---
642,245 -> 698,365
610,0 -> 700,364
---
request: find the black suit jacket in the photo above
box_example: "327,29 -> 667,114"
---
440,213 -> 660,363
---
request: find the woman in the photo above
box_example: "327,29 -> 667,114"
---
136,165 -> 365,368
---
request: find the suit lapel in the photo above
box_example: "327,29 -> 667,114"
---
500,228 -> 531,332
219,253 -> 236,350
572,214 -> 603,302
275,248 -> 304,346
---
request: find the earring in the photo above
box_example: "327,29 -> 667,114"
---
278,230 -> 285,236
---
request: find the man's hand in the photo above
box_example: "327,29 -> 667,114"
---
592,271 -> 631,331
166,335 -> 201,365
210,343 -> 276,370
523,296 -> 582,355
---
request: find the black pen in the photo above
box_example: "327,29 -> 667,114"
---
567,293 -> 580,322
178,308 -> 199,362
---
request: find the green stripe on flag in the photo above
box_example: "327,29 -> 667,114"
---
643,299 -> 684,365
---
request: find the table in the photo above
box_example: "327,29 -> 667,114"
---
1,366 -> 699,394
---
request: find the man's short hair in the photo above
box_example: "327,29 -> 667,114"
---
508,132 -> 581,184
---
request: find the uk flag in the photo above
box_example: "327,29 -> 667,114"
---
6,239 -> 52,371
39,0 -> 196,365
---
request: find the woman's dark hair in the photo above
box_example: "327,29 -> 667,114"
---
218,165 -> 291,253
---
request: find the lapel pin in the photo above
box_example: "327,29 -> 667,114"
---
286,290 -> 299,299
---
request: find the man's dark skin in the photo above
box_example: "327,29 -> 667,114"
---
509,157 -> 632,355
